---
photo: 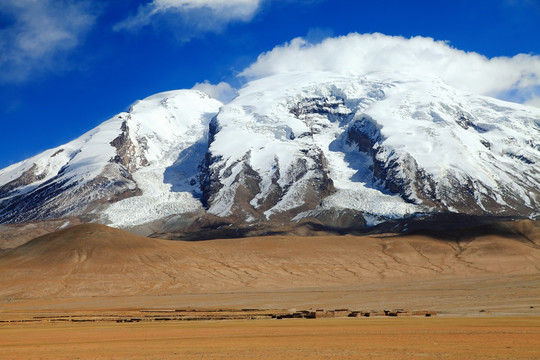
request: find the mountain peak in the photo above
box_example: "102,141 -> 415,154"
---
0,90 -> 222,225
0,74 -> 538,234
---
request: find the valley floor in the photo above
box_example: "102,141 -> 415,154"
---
1,317 -> 539,359
0,221 -> 539,358
1,274 -> 539,319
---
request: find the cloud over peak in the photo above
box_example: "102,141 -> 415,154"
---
192,81 -> 238,103
240,33 -> 540,105
114,0 -> 261,39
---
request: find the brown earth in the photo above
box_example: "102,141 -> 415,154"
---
0,218 -> 82,250
1,317 -> 539,359
0,220 -> 539,317
0,221 -> 539,359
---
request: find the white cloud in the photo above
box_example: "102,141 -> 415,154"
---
155,0 -> 261,19
240,33 -> 540,105
0,0 -> 96,82
114,0 -> 261,39
192,81 -> 238,103
524,97 -> 540,108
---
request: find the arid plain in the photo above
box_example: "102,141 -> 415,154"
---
0,220 -> 539,359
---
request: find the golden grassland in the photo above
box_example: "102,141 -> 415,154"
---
1,317 -> 539,359
0,222 -> 539,359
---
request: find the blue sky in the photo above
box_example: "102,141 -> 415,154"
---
1,0 -> 540,169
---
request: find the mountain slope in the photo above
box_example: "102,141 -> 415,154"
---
0,221 -> 538,299
0,90 -> 222,226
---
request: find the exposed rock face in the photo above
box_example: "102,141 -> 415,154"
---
0,164 -> 47,195
0,163 -> 140,224
344,112 -> 540,217
202,95 -> 340,224
110,120 -> 149,173
289,96 -> 354,126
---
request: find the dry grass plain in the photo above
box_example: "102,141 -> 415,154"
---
0,221 -> 539,359
1,317 -> 539,359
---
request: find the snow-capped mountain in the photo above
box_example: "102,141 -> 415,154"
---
1,71 -> 539,232
0,90 -> 222,225
205,71 -> 540,227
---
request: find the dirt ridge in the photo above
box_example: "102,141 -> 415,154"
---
0,221 -> 539,301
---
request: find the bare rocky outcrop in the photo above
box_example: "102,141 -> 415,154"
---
0,164 -> 47,195
0,120 -> 143,224
0,165 -> 140,224
345,115 -> 540,216
110,120 -> 149,172
202,114 -> 336,224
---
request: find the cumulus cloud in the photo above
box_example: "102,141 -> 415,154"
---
240,33 -> 540,105
192,81 -> 238,103
114,0 -> 261,40
0,0 -> 96,82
